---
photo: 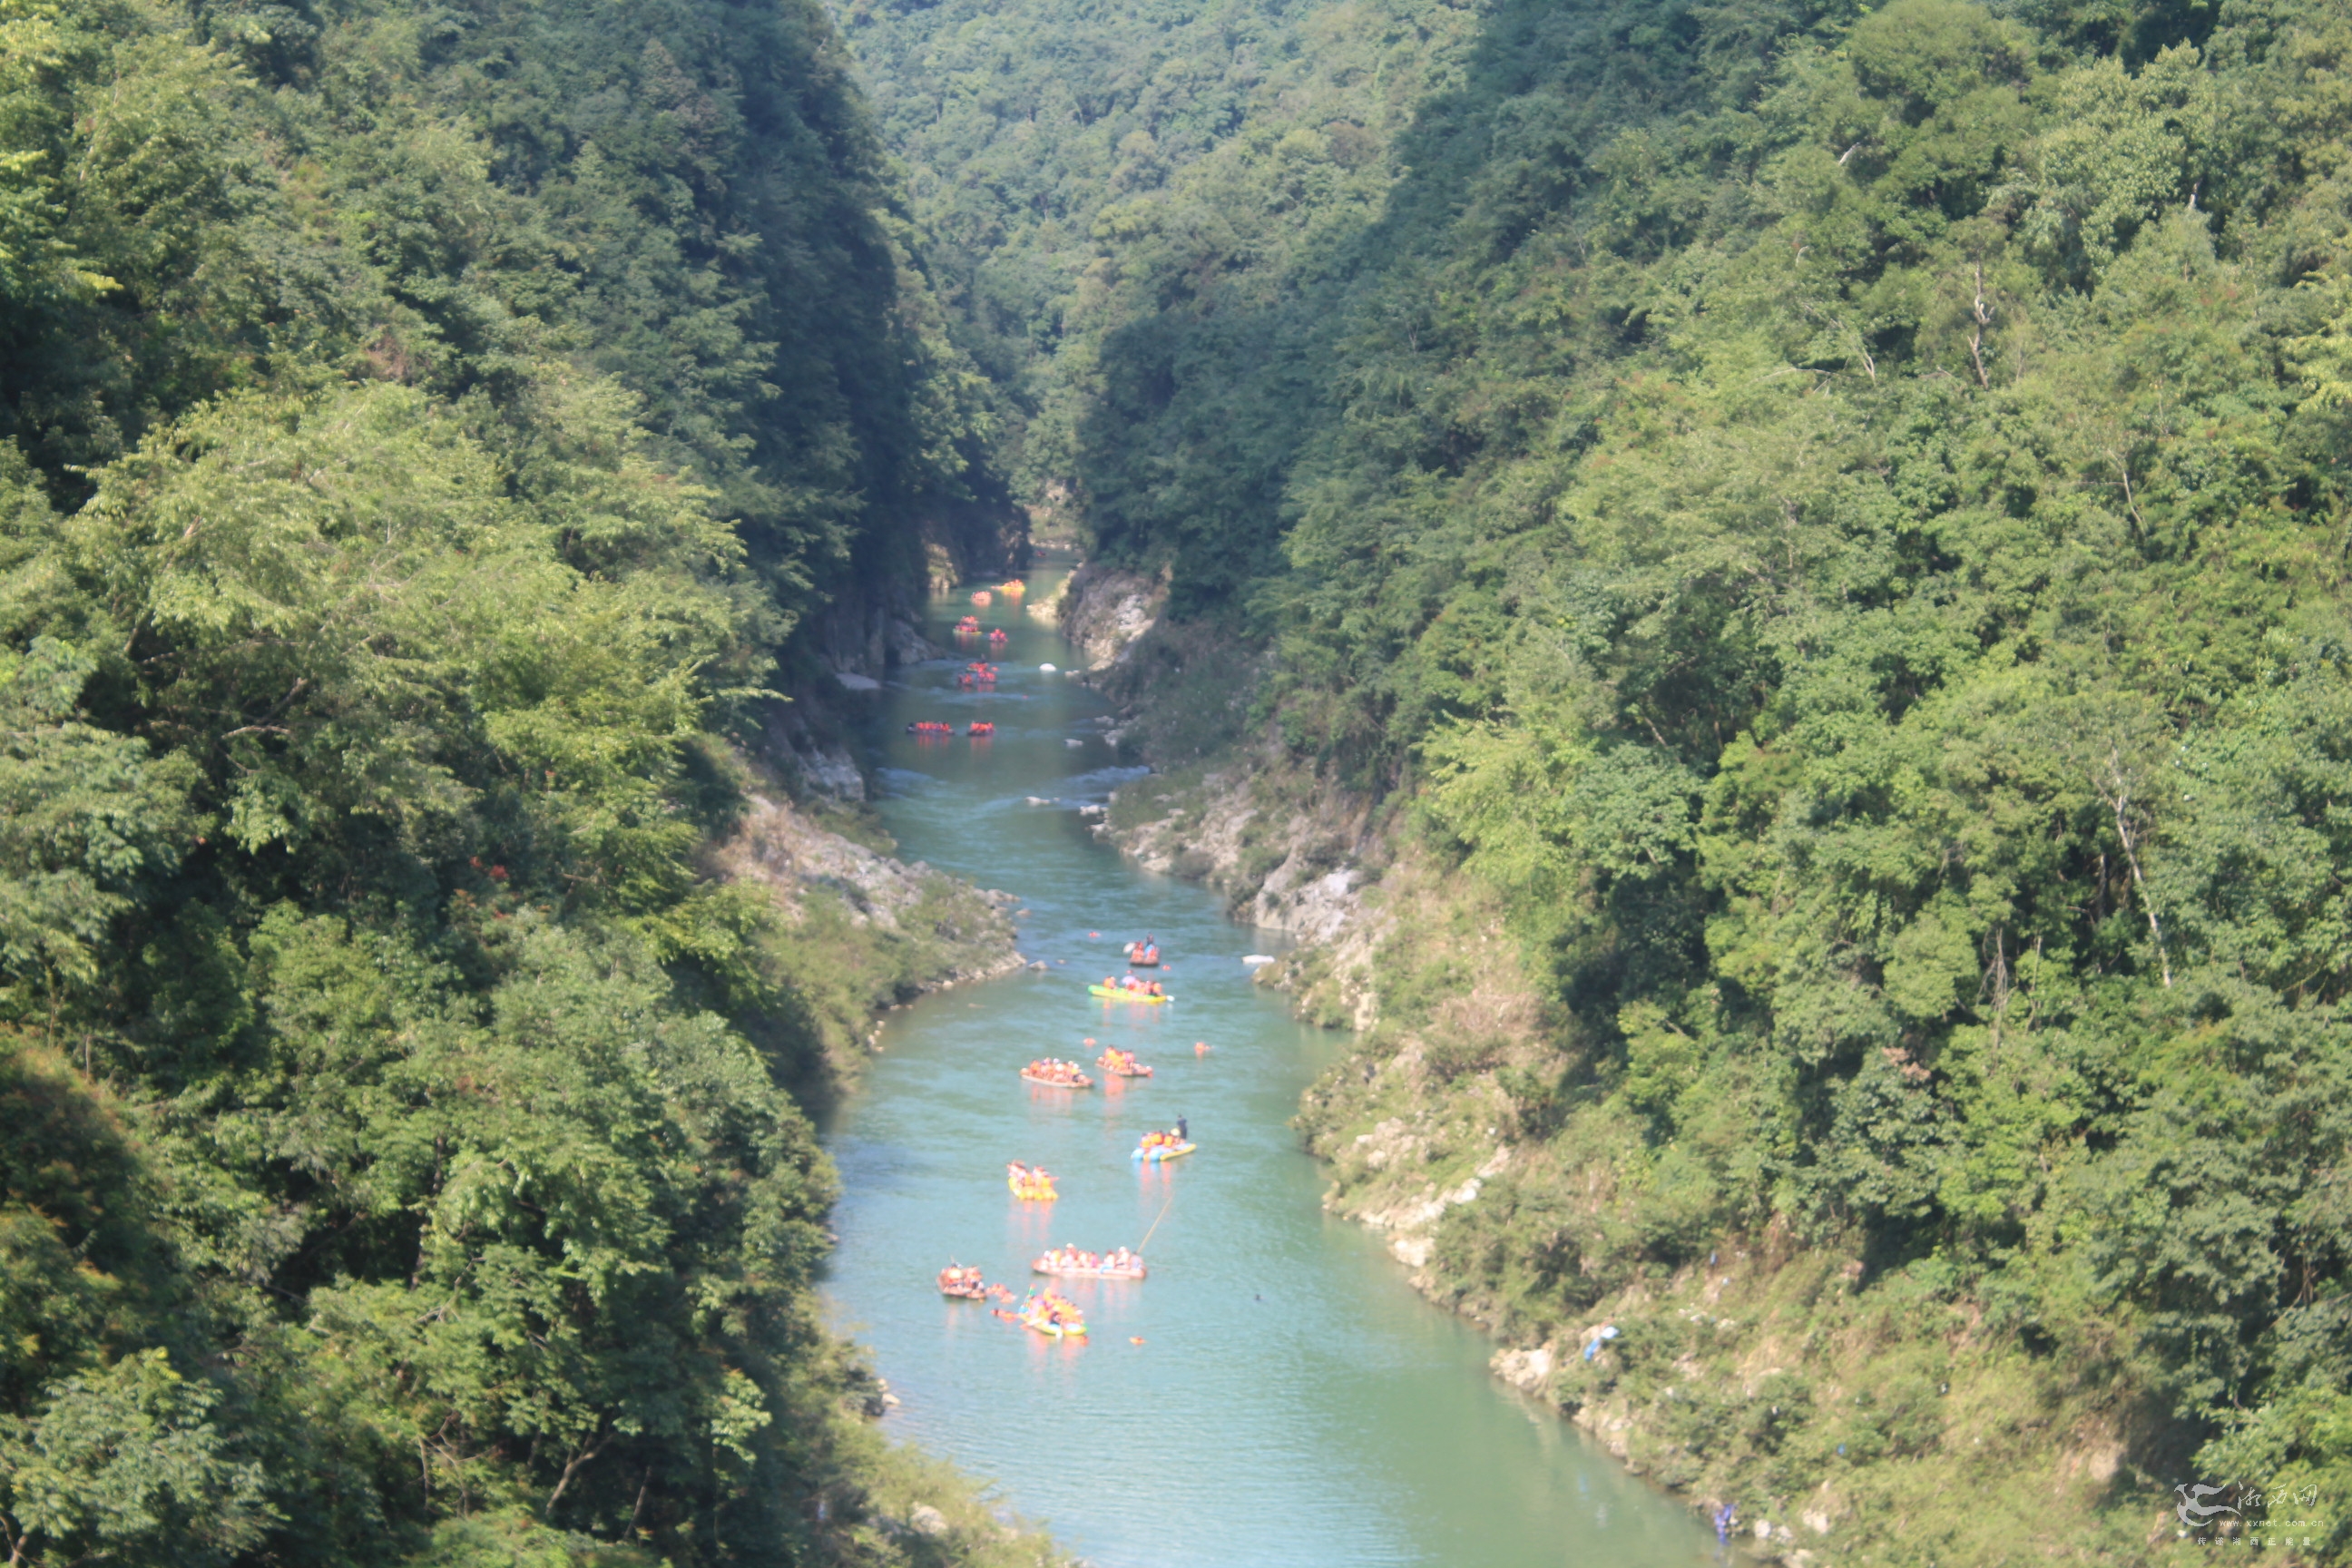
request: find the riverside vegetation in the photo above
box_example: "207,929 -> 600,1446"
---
842,0 -> 2352,1559
13,0 -> 2352,1560
0,0 -> 1064,1563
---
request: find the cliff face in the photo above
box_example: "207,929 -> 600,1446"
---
770,555 -> 946,803
1055,562 -> 1167,671
806,582 -> 948,683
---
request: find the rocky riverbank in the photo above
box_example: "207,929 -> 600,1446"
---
715,793 -> 1024,982
1098,749 -> 2151,1562
701,747 -> 1025,1091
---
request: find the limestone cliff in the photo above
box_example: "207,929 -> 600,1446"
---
1056,561 -> 1167,671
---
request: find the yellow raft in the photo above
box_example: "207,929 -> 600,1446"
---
1090,985 -> 1169,1004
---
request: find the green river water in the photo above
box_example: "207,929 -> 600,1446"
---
821,571 -> 1724,1568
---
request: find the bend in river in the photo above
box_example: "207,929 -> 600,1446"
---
821,570 -> 1722,1568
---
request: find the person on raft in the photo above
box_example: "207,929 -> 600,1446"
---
1022,1289 -> 1082,1328
1049,1246 -> 1139,1273
1178,1115 -> 1189,1142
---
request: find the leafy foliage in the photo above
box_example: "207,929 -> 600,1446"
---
855,0 -> 2352,1548
0,0 -> 1044,1563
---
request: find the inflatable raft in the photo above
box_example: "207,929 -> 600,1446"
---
1090,985 -> 1169,1004
1021,1314 -> 1086,1339
1020,1067 -> 1093,1089
1033,1257 -> 1147,1280
1131,1141 -> 1196,1162
1006,1162 -> 1058,1200
938,1266 -> 988,1300
1015,1291 -> 1087,1338
1096,1051 -> 1153,1078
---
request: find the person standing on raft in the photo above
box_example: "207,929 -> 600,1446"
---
1177,1115 -> 1189,1142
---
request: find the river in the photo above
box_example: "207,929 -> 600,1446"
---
821,569 -> 1721,1568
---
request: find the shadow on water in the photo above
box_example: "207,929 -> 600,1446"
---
817,570 -> 1724,1568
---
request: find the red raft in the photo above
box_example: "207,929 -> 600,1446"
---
1020,1059 -> 1093,1090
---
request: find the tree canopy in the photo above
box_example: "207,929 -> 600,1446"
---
0,0 -> 1039,1563
847,0 -> 2352,1552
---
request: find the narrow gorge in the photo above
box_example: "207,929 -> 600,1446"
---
3,0 -> 2348,1564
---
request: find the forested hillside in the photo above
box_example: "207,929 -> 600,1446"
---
848,0 -> 2352,1557
834,0 -> 1335,520
0,0 -> 1048,1563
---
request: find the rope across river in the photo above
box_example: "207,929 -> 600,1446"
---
1137,1185 -> 1177,1252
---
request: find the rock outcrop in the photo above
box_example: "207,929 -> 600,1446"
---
710,792 -> 1026,992
1058,562 -> 1167,670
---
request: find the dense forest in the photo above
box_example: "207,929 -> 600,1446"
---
834,0 -> 1327,523
0,0 -> 1050,1563
844,0 -> 2352,1558
13,0 -> 2352,1556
